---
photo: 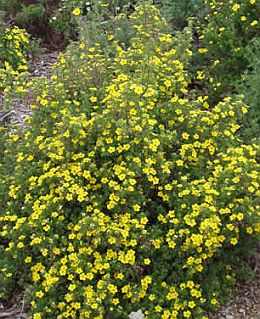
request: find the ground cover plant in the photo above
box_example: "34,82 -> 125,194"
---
0,1 -> 259,319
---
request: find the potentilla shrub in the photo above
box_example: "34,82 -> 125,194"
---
0,3 -> 259,319
195,0 -> 260,99
0,26 -> 29,93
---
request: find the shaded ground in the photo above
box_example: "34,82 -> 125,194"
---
209,265 -> 260,319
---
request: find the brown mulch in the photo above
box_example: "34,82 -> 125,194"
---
209,264 -> 260,319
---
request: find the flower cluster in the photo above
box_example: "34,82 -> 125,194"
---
0,2 -> 259,319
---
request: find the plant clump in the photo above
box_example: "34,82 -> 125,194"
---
0,2 -> 259,319
0,26 -> 29,94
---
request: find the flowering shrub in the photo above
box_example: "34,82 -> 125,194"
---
0,3 -> 259,319
196,0 -> 260,98
0,26 -> 29,94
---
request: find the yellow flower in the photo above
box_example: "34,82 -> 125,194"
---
11,134 -> 19,142
246,227 -> 253,234
251,20 -> 258,27
182,132 -> 190,140
133,204 -> 141,212
72,8 -> 81,16
211,298 -> 218,305
155,305 -> 162,313
24,256 -> 32,263
35,291 -> 44,298
188,301 -> 196,308
107,284 -> 118,294
230,238 -> 238,245
198,48 -> 208,54
144,258 -> 151,265
112,298 -> 119,305
134,85 -> 143,95
90,96 -> 97,103
183,310 -> 191,318
232,3 -> 240,12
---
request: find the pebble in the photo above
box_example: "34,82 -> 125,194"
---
129,309 -> 145,319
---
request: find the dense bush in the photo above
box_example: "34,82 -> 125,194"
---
195,0 -> 260,99
0,3 -> 259,319
0,0 -> 206,49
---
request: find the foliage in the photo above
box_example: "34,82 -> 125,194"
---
0,26 -> 29,70
68,1 -> 135,53
0,127 -> 8,196
0,3 -> 259,319
235,37 -> 260,142
0,0 -> 205,48
191,0 -> 260,142
15,4 -> 46,26
195,0 -> 260,101
154,0 -> 204,30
